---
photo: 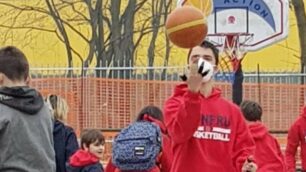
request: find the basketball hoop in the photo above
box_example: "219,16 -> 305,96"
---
223,33 -> 250,71
206,33 -> 254,82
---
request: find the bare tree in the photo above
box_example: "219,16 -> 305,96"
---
291,0 -> 306,76
161,0 -> 173,81
0,0 -> 87,76
45,0 -> 75,76
0,0 -> 173,78
146,0 -> 173,80
147,0 -> 164,79
291,0 -> 306,108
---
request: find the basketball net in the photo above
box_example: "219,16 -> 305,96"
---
218,33 -> 249,82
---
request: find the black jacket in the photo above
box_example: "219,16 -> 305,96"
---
54,119 -> 79,172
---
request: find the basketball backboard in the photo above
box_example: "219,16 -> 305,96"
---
207,0 -> 289,52
178,0 -> 289,52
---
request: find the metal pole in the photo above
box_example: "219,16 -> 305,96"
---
257,64 -> 261,104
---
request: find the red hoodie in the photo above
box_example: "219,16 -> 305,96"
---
163,84 -> 255,172
286,106 -> 306,171
159,134 -> 172,172
248,122 -> 286,172
68,149 -> 103,171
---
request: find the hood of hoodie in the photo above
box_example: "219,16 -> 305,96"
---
69,149 -> 99,167
0,86 -> 44,114
173,83 -> 221,100
248,122 -> 268,139
143,114 -> 168,135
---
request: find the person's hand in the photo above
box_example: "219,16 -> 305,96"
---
242,156 -> 257,172
187,60 -> 203,93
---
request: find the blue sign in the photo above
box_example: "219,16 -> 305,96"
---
214,0 -> 276,31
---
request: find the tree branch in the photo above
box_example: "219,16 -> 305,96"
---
61,19 -> 89,42
60,0 -> 90,21
55,30 -> 83,63
0,24 -> 55,32
0,1 -> 89,43
101,15 -> 111,29
135,0 -> 147,13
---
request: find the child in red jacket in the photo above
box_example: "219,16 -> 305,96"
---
240,100 -> 286,172
105,105 -> 172,172
285,106 -> 306,172
67,129 -> 105,172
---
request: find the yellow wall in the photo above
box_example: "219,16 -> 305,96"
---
0,0 -> 304,72
242,7 -> 301,72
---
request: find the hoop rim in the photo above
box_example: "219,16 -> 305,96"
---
206,32 -> 254,49
207,32 -> 254,37
207,32 -> 250,72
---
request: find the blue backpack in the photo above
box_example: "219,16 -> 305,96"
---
112,121 -> 162,171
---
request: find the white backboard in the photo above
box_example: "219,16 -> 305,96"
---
177,0 -> 289,52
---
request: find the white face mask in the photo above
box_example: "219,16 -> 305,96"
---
197,58 -> 214,82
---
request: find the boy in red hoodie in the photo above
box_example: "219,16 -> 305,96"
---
163,40 -> 257,172
285,106 -> 306,172
67,129 -> 105,172
240,100 -> 286,172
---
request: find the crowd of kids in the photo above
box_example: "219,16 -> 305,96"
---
0,42 -> 306,172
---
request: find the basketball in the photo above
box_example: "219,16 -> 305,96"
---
165,6 -> 208,48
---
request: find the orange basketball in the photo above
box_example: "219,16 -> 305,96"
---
165,6 -> 208,49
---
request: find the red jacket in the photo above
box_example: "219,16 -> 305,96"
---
248,122 -> 286,172
286,106 -> 306,171
67,149 -> 103,172
163,84 -> 255,172
159,134 -> 172,172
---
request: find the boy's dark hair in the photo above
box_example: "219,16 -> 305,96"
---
136,105 -> 163,122
187,40 -> 219,66
0,46 -> 29,81
240,100 -> 262,121
81,129 -> 105,149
